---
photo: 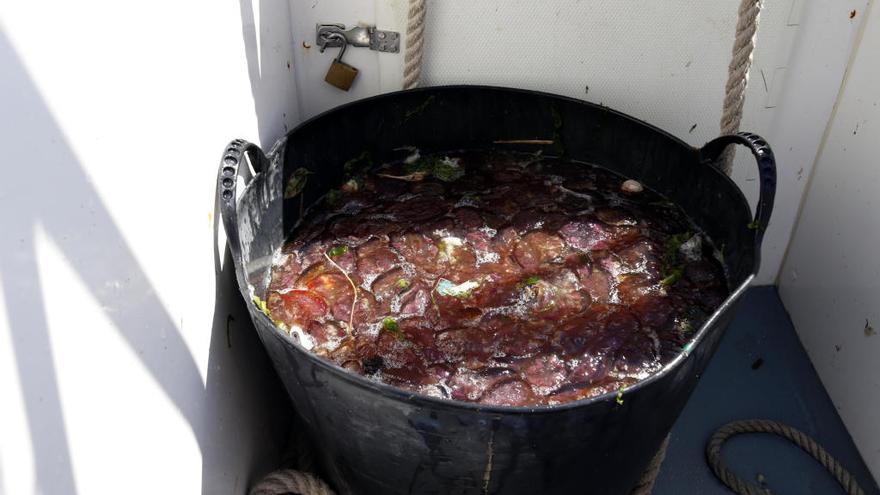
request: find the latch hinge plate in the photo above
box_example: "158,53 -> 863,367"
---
316,24 -> 400,53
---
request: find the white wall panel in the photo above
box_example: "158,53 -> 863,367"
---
0,1 -> 292,494
779,1 -> 880,480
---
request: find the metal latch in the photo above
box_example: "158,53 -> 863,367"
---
316,24 -> 400,53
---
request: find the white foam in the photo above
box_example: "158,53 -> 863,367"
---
439,236 -> 463,259
367,213 -> 397,221
272,252 -> 290,268
441,236 -> 463,247
476,251 -> 500,266
454,196 -> 481,208
679,234 -> 703,262
478,226 -> 498,237
404,149 -> 421,164
359,271 -> 382,291
289,325 -> 315,351
362,321 -> 382,338
440,156 -> 461,168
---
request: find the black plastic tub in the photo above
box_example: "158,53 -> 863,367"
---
217,86 -> 776,495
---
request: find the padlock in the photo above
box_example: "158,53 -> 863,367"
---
323,33 -> 358,91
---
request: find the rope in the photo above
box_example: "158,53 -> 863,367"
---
719,0 -> 763,175
401,0 -> 759,166
250,436 -> 670,495
403,0 -> 426,89
630,435 -> 670,495
249,469 -> 335,495
707,419 -> 866,495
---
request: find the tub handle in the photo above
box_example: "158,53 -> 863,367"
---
699,132 -> 777,249
217,139 -> 268,261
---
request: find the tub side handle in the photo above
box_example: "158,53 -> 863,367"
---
699,132 -> 777,252
217,139 -> 268,262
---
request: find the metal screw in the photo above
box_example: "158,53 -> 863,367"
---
378,32 -> 386,39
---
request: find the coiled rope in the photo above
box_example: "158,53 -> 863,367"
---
707,419 -> 866,495
249,434 -> 671,495
249,430 -> 334,495
249,469 -> 334,495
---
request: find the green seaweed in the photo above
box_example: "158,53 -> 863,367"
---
659,231 -> 691,286
401,154 -> 465,182
432,158 -> 465,182
662,232 -> 690,265
660,266 -> 684,287
516,276 -> 542,290
327,245 -> 349,257
284,168 -> 313,199
251,294 -> 270,317
382,317 -> 405,340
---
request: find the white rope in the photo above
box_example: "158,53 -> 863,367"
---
707,420 -> 866,495
249,469 -> 335,495
719,0 -> 763,175
403,0 -> 426,89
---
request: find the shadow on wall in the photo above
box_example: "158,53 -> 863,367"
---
202,214 -> 292,494
231,0 -> 310,489
238,0 -> 301,148
0,31 -> 289,494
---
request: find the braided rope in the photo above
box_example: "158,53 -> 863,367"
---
250,436 -> 670,495
249,469 -> 335,495
403,0 -> 426,89
719,0 -> 763,175
706,419 -> 866,495
630,435 -> 671,495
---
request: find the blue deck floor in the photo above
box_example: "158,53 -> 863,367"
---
654,287 -> 879,494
